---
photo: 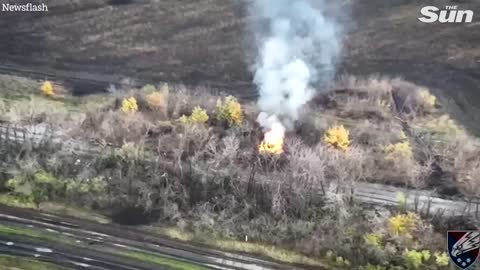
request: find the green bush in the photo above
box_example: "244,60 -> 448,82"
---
113,142 -> 146,162
364,233 -> 383,248
141,84 -> 157,94
65,177 -> 107,196
403,249 -> 431,269
359,264 -> 386,270
5,166 -> 108,208
6,170 -> 62,206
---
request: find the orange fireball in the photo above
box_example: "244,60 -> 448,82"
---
259,122 -> 285,154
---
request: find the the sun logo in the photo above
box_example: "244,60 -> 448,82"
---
419,6 -> 474,23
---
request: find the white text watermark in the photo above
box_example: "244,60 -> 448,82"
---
2,3 -> 48,12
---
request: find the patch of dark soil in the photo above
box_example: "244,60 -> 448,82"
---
111,207 -> 160,225
66,80 -> 110,96
425,161 -> 463,198
108,0 -> 135,5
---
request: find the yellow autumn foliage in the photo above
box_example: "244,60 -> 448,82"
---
388,212 -> 418,236
384,141 -> 413,160
324,125 -> 350,151
364,233 -> 383,248
215,96 -> 243,126
121,97 -> 138,113
180,106 -> 209,125
418,89 -> 437,108
433,252 -> 449,267
421,114 -> 466,137
403,249 -> 431,269
41,81 -> 55,97
146,91 -> 167,111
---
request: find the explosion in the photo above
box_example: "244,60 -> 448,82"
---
250,0 -> 342,151
257,113 -> 285,154
259,122 -> 285,154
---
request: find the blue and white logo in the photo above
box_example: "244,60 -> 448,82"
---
448,231 -> 480,269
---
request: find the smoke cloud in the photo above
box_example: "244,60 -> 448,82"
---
251,0 -> 342,129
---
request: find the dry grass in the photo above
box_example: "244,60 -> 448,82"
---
350,120 -> 404,146
167,85 -> 220,119
80,110 -> 152,145
147,226 -> 335,268
0,73 -> 477,269
0,194 -> 110,224
1,73 -> 476,196
451,139 -> 480,197
2,96 -> 69,125
331,75 -> 395,119
331,75 -> 439,119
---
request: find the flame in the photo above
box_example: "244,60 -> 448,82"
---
259,122 -> 285,154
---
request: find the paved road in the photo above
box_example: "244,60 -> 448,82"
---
0,205 -> 302,270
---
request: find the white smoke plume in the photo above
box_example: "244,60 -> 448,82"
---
257,112 -> 285,136
251,0 -> 342,129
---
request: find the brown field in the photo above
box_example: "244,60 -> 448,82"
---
0,0 -> 479,134
1,1 -> 480,264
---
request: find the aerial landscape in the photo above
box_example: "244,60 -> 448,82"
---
0,0 -> 479,269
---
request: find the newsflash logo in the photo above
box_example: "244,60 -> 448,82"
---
419,6 -> 474,23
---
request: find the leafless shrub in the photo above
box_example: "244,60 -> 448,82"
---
219,135 -> 240,161
286,138 -> 327,188
119,77 -> 138,91
415,114 -> 467,139
350,120 -> 404,146
452,139 -> 480,198
391,79 -> 437,117
0,99 -> 7,118
4,97 -> 69,126
182,124 -> 212,157
167,85 -> 218,119
332,75 -> 395,119
80,110 -> 152,145
253,140 -> 370,220
336,74 -> 396,94
339,94 -> 392,119
241,101 -> 261,124
294,108 -> 330,146
318,144 -> 371,189
334,75 -> 438,118
1,75 -> 461,265
168,87 -> 190,119
375,141 -> 431,188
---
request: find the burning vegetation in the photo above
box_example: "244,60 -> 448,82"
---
259,122 -> 285,154
252,0 -> 341,150
2,0 -> 478,268
1,71 -> 477,270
